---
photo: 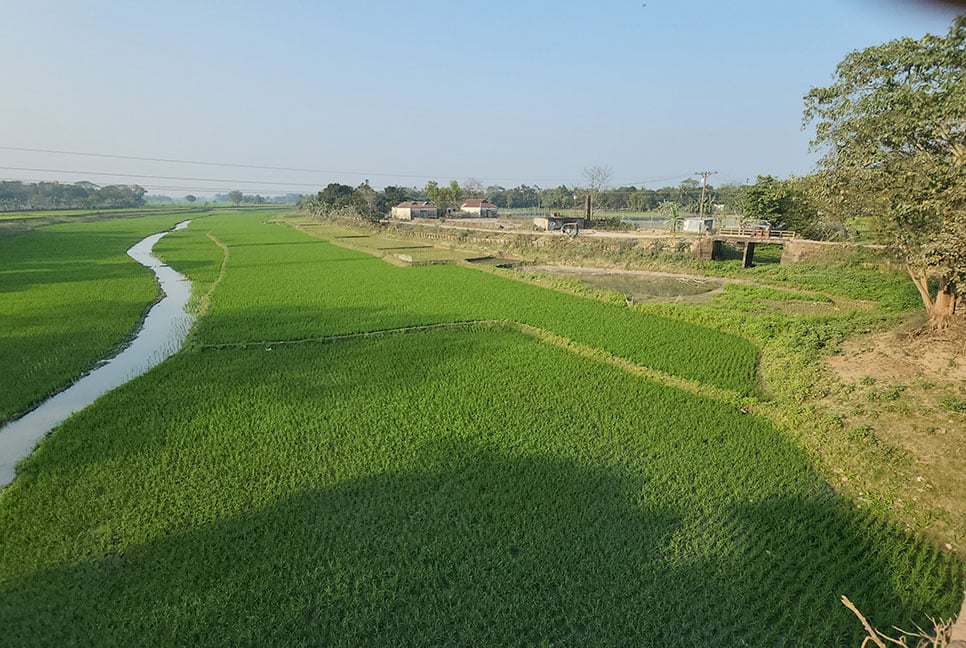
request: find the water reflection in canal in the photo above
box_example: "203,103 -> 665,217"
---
0,221 -> 195,486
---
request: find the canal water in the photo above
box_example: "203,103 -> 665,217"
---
0,221 -> 195,487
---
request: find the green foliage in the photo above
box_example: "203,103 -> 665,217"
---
738,175 -> 820,236
0,180 -> 146,211
1,330 -> 961,646
587,216 -> 634,232
940,395 -> 966,413
658,200 -> 683,235
352,181 -> 382,223
804,17 -> 966,314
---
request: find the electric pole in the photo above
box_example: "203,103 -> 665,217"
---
695,170 -> 717,219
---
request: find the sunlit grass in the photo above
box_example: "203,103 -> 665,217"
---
1,210 -> 961,646
0,214 -> 195,423
1,330 -> 961,646
164,213 -> 760,394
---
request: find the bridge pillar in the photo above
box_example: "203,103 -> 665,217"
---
692,238 -> 722,261
742,241 -> 756,268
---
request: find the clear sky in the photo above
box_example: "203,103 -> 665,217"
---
0,0 -> 961,196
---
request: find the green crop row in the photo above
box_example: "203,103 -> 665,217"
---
0,330 -> 960,646
159,213 -> 761,394
0,213 -> 193,423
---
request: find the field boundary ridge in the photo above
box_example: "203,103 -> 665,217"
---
195,319 -> 758,413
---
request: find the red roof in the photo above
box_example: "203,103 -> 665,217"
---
461,199 -> 497,209
394,201 -> 436,208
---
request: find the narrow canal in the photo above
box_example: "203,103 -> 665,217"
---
0,221 -> 195,487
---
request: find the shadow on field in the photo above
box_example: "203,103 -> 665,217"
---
3,329 -> 962,646
2,445 -> 962,648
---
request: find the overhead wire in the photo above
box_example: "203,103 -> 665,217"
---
1,146 -> 741,191
0,166 -> 320,188
0,145 -> 578,185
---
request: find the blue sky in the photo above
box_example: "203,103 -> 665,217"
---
0,0 -> 961,195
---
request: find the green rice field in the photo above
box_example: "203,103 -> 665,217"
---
0,209 -> 962,646
0,213 -> 191,422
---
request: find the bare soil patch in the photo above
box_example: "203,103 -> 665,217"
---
823,317 -> 966,551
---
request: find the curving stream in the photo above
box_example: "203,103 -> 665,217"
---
0,220 -> 195,487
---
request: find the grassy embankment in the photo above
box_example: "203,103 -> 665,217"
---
0,210 -> 961,646
0,213 -> 199,424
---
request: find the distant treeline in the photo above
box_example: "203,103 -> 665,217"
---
0,181 -> 146,211
211,192 -> 300,205
144,193 -> 300,205
303,174 -> 841,239
301,180 -> 743,214
481,182 -> 745,212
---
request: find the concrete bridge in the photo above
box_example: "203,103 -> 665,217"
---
693,228 -> 798,267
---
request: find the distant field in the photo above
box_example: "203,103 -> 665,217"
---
0,205 -> 203,221
0,210 -> 961,646
178,213 -> 760,394
0,204 -> 290,223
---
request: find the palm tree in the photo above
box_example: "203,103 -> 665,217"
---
659,200 -> 683,238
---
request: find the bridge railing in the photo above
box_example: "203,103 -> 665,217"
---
716,227 -> 796,239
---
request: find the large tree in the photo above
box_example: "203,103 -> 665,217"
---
381,185 -> 410,207
738,175 -> 818,235
804,17 -> 966,327
317,183 -> 354,209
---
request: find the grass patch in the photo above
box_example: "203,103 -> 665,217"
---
168,213 -> 760,395
1,330 -> 961,646
0,213 -> 197,423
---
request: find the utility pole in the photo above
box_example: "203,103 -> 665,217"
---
695,170 -> 717,219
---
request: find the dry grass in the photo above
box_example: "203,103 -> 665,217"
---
842,595 -> 960,647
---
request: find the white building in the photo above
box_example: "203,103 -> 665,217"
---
459,199 -> 498,217
391,201 -> 438,220
683,218 -> 714,233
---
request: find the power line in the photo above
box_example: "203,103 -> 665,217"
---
0,145 -> 419,178
608,173 -> 696,188
0,177 -> 307,195
0,146 -> 739,191
0,166 -> 321,188
0,145 -> 577,184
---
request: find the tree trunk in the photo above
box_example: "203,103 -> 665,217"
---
907,266 -> 956,329
930,281 -> 956,328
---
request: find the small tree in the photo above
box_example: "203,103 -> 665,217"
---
582,165 -> 613,221
228,190 -> 243,207
659,200 -> 683,237
354,181 -> 383,223
184,194 -> 197,203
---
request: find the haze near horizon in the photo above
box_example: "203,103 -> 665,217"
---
0,0 -> 961,196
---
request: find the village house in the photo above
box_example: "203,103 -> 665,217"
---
391,201 -> 438,220
459,199 -> 498,217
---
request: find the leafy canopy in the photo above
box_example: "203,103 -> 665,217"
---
804,17 -> 966,308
